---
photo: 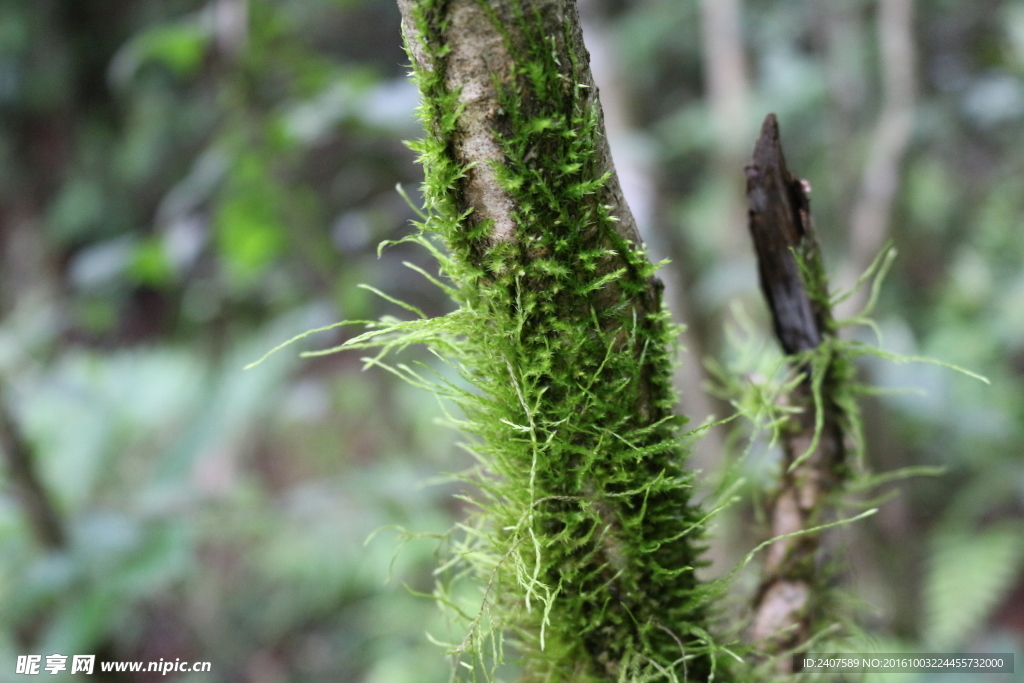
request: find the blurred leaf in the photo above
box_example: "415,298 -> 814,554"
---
76,298 -> 118,334
0,5 -> 29,54
975,179 -> 1024,260
38,589 -> 122,656
1005,3 -> 1024,70
113,521 -> 192,597
994,273 -> 1024,350
46,178 -> 105,243
906,159 -> 955,233
111,21 -> 210,85
144,25 -> 208,74
131,238 -> 174,286
925,524 -> 1024,649
962,73 -> 1024,128
214,155 -> 286,279
115,86 -> 179,185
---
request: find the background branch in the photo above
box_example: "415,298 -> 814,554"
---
0,392 -> 65,550
839,0 -> 916,317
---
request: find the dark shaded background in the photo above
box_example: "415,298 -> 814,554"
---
0,0 -> 1021,681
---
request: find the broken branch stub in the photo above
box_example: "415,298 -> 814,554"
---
745,113 -> 829,355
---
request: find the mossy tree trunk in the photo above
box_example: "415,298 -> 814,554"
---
396,0 -> 724,680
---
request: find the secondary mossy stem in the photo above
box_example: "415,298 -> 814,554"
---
745,113 -> 852,671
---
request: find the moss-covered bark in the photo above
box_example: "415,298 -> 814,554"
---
395,0 -> 726,680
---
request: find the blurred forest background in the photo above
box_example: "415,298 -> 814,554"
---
0,0 -> 1023,681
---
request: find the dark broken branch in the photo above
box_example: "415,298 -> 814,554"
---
745,114 -> 828,356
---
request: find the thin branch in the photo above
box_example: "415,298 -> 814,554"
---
840,0 -> 916,317
700,0 -> 750,161
700,0 -> 752,257
0,392 -> 66,550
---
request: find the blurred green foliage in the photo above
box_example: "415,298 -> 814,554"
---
0,0 -> 1021,681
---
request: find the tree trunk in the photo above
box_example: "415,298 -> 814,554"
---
396,0 -> 723,679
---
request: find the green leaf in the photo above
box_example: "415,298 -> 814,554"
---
214,156 -> 286,278
143,24 -> 208,74
130,238 -> 173,287
46,178 -> 105,242
112,23 -> 210,83
924,524 -> 1024,649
